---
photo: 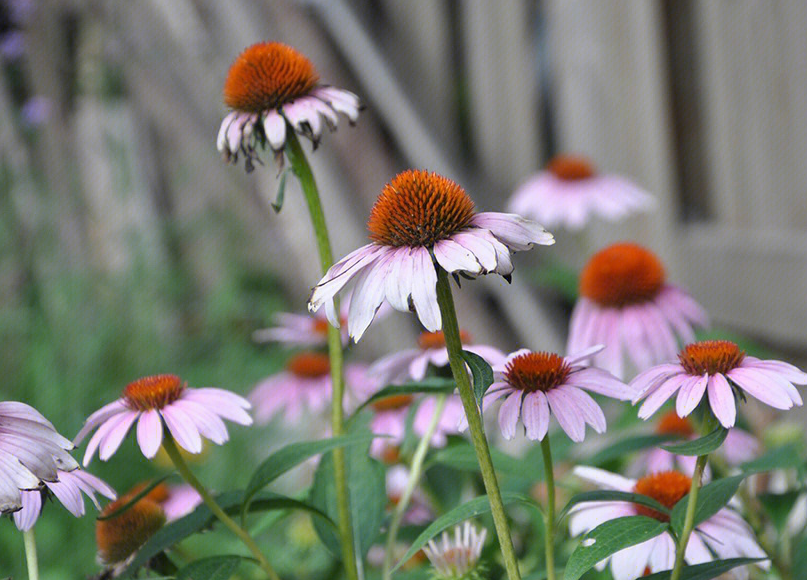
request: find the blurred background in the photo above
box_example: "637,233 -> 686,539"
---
1,0 -> 806,577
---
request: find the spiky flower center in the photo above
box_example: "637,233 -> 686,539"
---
367,170 -> 476,248
655,411 -> 694,437
96,495 -> 166,564
287,352 -> 331,378
223,42 -> 319,113
633,471 -> 691,522
371,394 -> 413,412
504,352 -> 570,393
418,330 -> 471,350
678,340 -> 745,376
580,243 -> 666,307
123,374 -> 185,412
546,155 -> 595,181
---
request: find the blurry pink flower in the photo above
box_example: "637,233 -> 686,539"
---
0,401 -> 79,513
386,465 -> 432,525
463,346 -> 633,442
218,42 -> 361,171
570,466 -> 767,580
308,170 -> 554,342
76,374 -> 252,465
423,522 -> 487,580
369,330 -> 505,385
568,243 -> 709,379
13,469 -> 116,531
632,340 -> 805,428
161,484 -> 202,521
253,309 -> 347,347
508,155 -> 655,231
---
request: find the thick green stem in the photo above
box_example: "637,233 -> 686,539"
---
434,268 -> 522,580
23,528 -> 39,580
669,454 -> 708,580
382,394 -> 448,580
284,130 -> 357,580
539,438 -> 556,580
162,436 -> 280,580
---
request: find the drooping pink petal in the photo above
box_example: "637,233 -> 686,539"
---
546,388 -> 586,442
521,391 -> 549,440
136,410 -> 164,458
409,247 -> 441,332
498,391 -> 523,440
98,411 -> 139,461
726,368 -> 793,409
637,374 -> 690,419
706,373 -> 736,428
161,406 -> 203,454
676,374 -> 709,417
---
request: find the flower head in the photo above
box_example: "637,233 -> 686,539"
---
464,346 -> 633,442
387,465 -> 433,525
570,466 -> 767,579
632,340 -> 806,428
308,170 -> 554,341
568,243 -> 709,379
96,491 -> 166,565
75,374 -> 252,464
423,522 -> 487,580
217,42 -> 361,171
128,481 -> 202,522
253,309 -> 348,347
507,154 -> 655,231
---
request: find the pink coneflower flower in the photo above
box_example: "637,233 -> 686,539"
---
253,309 -> 348,347
13,468 -> 116,531
387,465 -> 433,525
0,401 -> 79,513
567,243 -> 709,379
632,340 -> 806,428
463,346 -> 633,442
308,170 -> 554,341
570,466 -> 767,580
507,155 -> 655,231
96,491 -> 166,566
76,374 -> 252,465
369,330 -> 505,385
217,42 -> 361,172
423,521 -> 487,580
130,481 -> 202,523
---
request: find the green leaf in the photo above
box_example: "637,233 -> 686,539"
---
175,555 -> 245,580
461,349 -> 494,407
641,557 -> 765,580
661,427 -> 728,456
564,516 -> 669,580
429,440 -> 526,478
794,533 -> 807,572
271,167 -> 293,213
96,473 -> 176,520
587,434 -> 682,465
742,443 -> 804,474
670,475 -> 743,537
351,378 -> 456,415
393,492 -> 538,571
558,490 -> 670,521
759,489 -> 803,530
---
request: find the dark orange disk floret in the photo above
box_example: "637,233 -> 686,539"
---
579,243 -> 666,307
633,471 -> 691,522
123,374 -> 185,412
287,352 -> 331,378
655,411 -> 695,437
546,154 -> 596,181
417,330 -> 472,350
678,340 -> 745,376
96,495 -> 166,564
371,394 -> 414,412
504,352 -> 571,393
223,42 -> 319,113
367,170 -> 476,248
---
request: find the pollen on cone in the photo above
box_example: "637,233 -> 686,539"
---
96,495 -> 166,564
580,243 -> 665,307
546,154 -> 595,181
633,471 -> 691,522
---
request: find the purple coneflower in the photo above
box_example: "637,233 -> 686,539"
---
253,309 -> 347,347
96,490 -> 166,566
423,521 -> 487,580
567,243 -> 709,379
76,374 -> 252,464
308,169 -> 554,341
632,340 -> 805,428
508,155 -> 655,231
386,465 -> 433,525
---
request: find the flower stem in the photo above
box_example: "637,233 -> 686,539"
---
162,435 -> 281,580
285,129 -> 358,580
434,268 -> 522,580
23,528 -> 39,580
669,453 -> 708,580
382,394 -> 448,580
539,437 -> 556,580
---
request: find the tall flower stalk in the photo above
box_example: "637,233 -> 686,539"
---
23,528 -> 39,580
669,453 -> 708,580
540,438 -> 557,580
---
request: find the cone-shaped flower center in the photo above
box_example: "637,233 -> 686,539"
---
418,330 -> 472,350
655,411 -> 694,437
580,243 -> 666,307
96,495 -> 166,564
223,42 -> 319,113
123,374 -> 185,412
504,352 -> 570,393
367,170 -> 476,248
678,340 -> 745,376
546,154 -> 595,181
129,481 -> 170,504
287,352 -> 331,378
372,394 -> 414,412
633,471 -> 691,522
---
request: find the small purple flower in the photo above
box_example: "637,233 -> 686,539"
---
161,484 -> 202,521
386,465 -> 432,525
423,522 -> 487,580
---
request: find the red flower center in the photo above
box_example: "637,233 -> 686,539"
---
546,154 -> 596,181
123,374 -> 185,412
313,317 -> 346,336
655,411 -> 695,437
678,340 -> 745,376
633,471 -> 691,522
580,243 -> 666,307
371,394 -> 414,412
96,493 -> 166,564
367,170 -> 476,248
417,330 -> 472,350
287,352 -> 331,378
504,352 -> 570,393
223,42 -> 319,113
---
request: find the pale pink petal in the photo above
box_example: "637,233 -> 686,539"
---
262,110 -> 286,150
637,374 -> 690,420
471,212 -> 554,250
136,410 -> 163,458
546,388 -> 586,442
433,238 -> 483,275
521,391 -> 549,440
98,411 -> 139,461
562,386 -> 606,433
409,247 -> 441,332
161,406 -> 203,454
13,491 -> 41,531
308,245 -> 382,313
572,466 -> 635,491
676,374 -> 709,417
707,373 -> 736,428
452,231 -> 498,272
217,111 -> 237,152
727,368 -> 793,409
498,390 -> 523,440
610,538 -> 653,580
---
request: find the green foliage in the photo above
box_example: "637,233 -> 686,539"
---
175,555 -> 246,580
641,557 -> 765,580
661,427 -> 728,456
558,490 -> 670,521
461,350 -> 494,407
670,475 -> 743,538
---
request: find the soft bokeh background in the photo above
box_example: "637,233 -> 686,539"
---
1,0 -> 806,578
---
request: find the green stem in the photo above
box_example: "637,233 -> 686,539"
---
669,454 -> 708,580
285,130 -> 358,580
434,268 -> 522,580
539,438 -> 556,580
23,528 -> 39,580
736,482 -> 793,580
162,436 -> 280,580
382,394 -> 448,580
